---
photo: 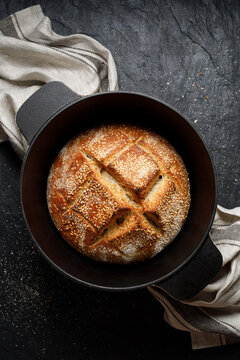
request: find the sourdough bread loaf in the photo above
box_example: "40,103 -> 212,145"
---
47,124 -> 190,264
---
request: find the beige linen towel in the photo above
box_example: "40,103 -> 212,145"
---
0,5 -> 118,158
149,205 -> 240,349
1,5 -> 240,351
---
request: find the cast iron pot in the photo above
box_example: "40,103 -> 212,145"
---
16,81 -> 222,300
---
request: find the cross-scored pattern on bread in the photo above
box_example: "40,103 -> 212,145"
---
47,124 -> 190,264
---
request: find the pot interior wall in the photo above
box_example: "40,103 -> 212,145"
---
21,93 -> 216,290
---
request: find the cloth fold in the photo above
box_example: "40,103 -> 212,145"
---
1,5 -> 240,351
0,5 -> 118,158
148,205 -> 240,349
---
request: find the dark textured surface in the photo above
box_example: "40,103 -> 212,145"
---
0,0 -> 240,359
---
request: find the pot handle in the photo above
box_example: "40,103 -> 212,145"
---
155,235 -> 223,300
16,81 -> 81,145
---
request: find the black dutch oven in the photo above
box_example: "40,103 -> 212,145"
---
16,81 -> 222,300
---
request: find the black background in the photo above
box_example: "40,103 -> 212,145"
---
0,1 -> 240,359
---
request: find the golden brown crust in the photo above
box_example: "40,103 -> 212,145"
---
47,124 -> 191,264
107,144 -> 160,198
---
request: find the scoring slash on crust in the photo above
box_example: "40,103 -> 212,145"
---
47,124 -> 191,264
